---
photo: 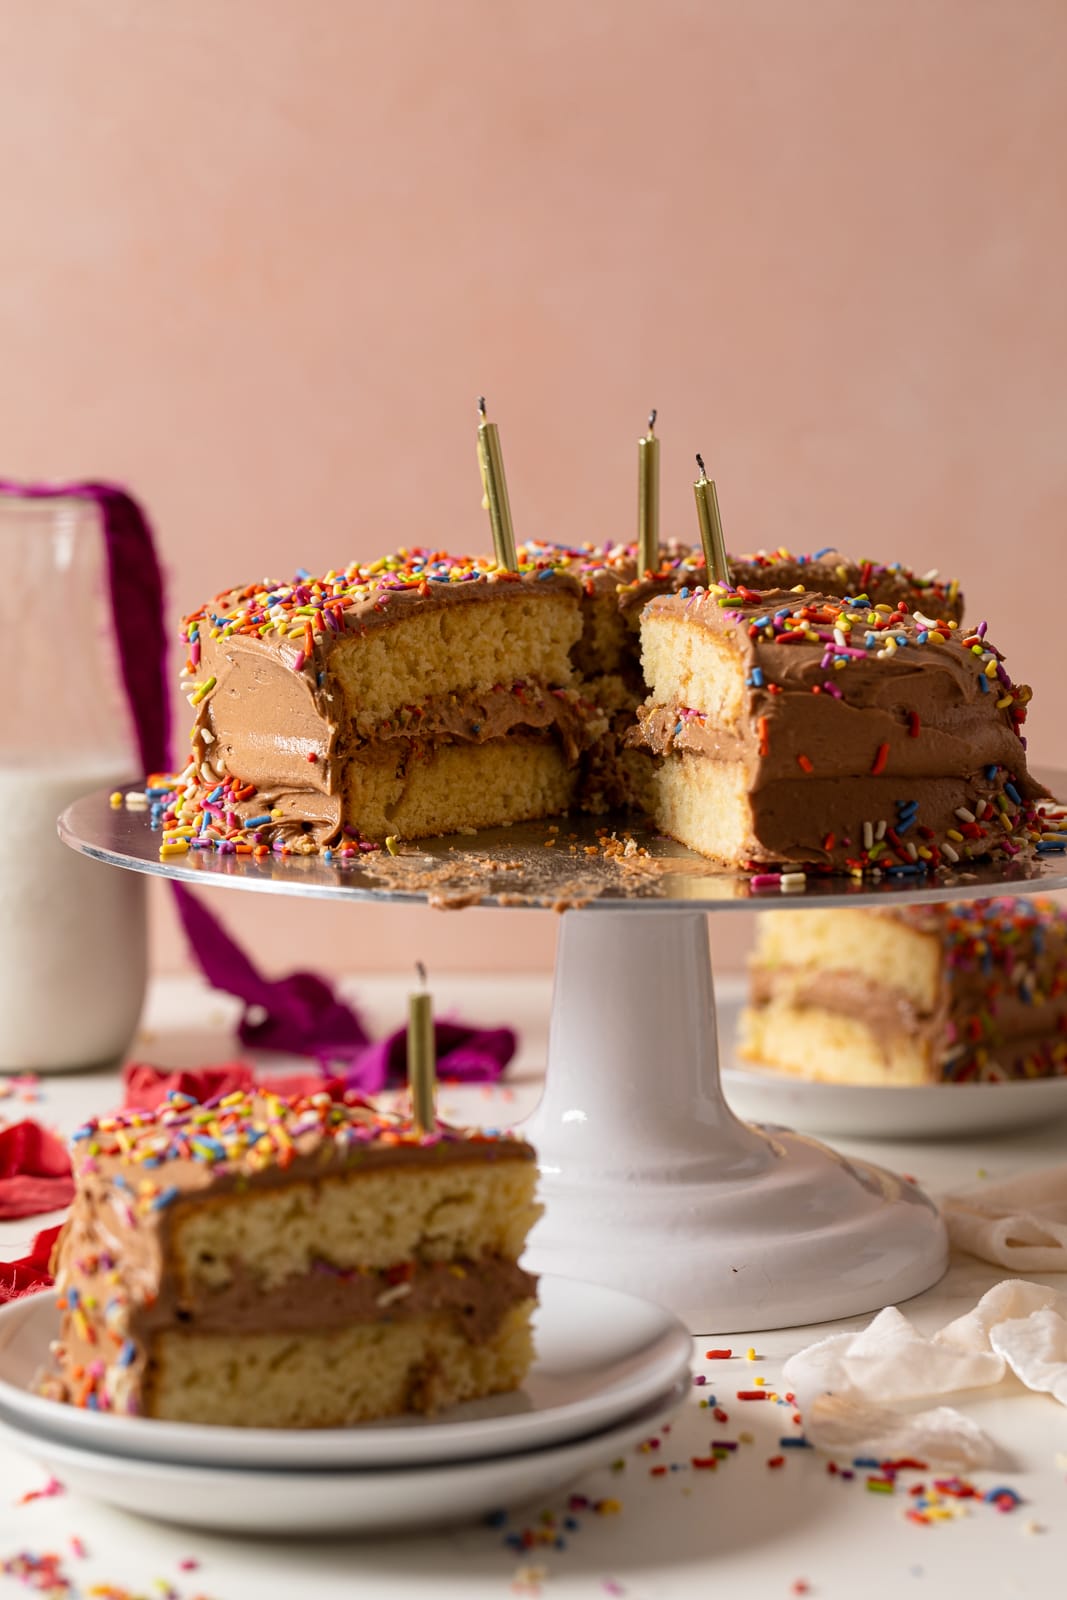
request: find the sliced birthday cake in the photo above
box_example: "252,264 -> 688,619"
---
162,541 -> 1060,876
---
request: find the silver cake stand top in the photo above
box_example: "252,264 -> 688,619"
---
58,781 -> 1067,912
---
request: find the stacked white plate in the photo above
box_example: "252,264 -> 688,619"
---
0,1277 -> 692,1536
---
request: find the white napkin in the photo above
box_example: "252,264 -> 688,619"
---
783,1280 -> 1067,1468
943,1166 -> 1067,1272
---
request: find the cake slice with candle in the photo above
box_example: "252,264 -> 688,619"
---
741,896 -> 1067,1084
628,577 -> 1048,873
41,1087 -> 542,1425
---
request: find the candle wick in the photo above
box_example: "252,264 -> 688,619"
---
648,408 -> 657,435
695,452 -> 707,479
416,960 -> 427,988
477,396 -> 487,420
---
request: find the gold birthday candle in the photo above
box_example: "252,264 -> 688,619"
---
476,397 -> 518,570
637,409 -> 660,578
407,961 -> 437,1135
693,453 -> 731,586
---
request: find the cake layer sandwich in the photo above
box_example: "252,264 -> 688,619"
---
179,549 -> 611,848
741,896 -> 1067,1084
629,581 -> 1051,873
40,1089 -> 541,1425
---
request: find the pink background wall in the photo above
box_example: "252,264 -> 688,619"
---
3,2 -> 1065,975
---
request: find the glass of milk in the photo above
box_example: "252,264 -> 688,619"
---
0,493 -> 147,1071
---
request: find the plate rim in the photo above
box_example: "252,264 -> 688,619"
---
58,780 -> 1067,912
0,1378 -> 692,1536
0,1373 -> 692,1488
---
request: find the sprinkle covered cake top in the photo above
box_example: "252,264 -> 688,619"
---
180,542 -> 963,667
70,1088 -> 533,1209
180,547 -> 575,667
517,539 -> 962,613
900,895 -> 1067,979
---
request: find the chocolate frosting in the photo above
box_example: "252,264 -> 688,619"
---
145,1255 -> 537,1341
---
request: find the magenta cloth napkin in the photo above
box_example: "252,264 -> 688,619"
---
170,882 -> 369,1059
333,1020 -> 517,1092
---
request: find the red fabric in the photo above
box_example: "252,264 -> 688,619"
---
0,1224 -> 62,1302
0,1121 -> 75,1220
122,1060 -> 256,1108
121,1060 -> 346,1109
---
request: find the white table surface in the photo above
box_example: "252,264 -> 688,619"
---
3,972 -> 1067,1600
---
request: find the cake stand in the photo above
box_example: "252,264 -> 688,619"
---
59,785 -> 1067,1333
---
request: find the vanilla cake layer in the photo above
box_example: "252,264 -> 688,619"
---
651,757 -> 756,865
742,898 -> 1067,1084
639,614 -> 747,729
342,737 -> 579,841
149,1302 -> 536,1427
742,1003 -> 936,1086
752,908 -> 941,1009
43,1093 -> 542,1423
175,1159 -> 539,1291
327,586 -> 581,720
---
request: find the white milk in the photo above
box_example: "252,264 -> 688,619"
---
0,765 -> 147,1072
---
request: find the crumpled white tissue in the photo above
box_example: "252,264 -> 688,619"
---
943,1166 -> 1067,1272
791,1394 -> 995,1470
783,1279 -> 1067,1467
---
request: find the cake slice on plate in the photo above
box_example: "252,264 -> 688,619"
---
740,896 -> 1067,1085
41,1089 -> 541,1425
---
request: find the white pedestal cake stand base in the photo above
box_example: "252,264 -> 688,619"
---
523,909 -> 946,1331
60,788 -> 1067,1335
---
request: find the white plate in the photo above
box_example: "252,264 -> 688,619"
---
0,1276 -> 693,1468
716,982 -> 1067,1141
0,1378 -> 689,1536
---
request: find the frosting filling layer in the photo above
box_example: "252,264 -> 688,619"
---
144,1256 -> 536,1342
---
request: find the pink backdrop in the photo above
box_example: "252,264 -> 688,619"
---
3,2 -> 1065,975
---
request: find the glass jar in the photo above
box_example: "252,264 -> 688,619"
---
0,492 -> 147,1070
